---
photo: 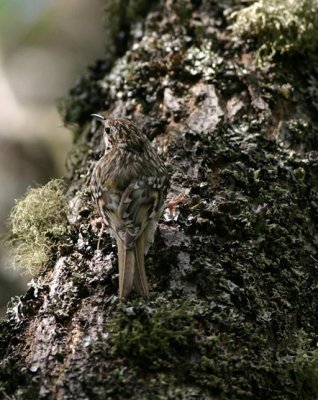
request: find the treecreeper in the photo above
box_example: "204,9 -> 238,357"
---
90,115 -> 169,301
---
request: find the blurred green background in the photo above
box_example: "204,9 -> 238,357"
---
0,0 -> 105,316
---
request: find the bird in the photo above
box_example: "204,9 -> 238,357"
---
90,114 -> 169,301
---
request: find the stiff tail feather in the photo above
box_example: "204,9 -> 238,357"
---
133,234 -> 149,299
117,238 -> 135,301
117,235 -> 149,301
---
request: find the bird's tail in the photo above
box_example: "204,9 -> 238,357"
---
117,236 -> 149,301
133,234 -> 149,299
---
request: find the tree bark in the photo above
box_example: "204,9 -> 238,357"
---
1,1 -> 318,399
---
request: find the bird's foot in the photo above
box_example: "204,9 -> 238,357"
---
164,193 -> 186,221
166,193 -> 186,212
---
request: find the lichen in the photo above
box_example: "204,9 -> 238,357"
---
230,0 -> 318,60
183,40 -> 223,80
7,179 -> 70,275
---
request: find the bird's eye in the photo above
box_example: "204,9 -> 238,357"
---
105,127 -> 111,134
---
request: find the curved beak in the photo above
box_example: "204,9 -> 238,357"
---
91,114 -> 106,122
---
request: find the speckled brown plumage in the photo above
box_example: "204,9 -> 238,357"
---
90,115 -> 169,300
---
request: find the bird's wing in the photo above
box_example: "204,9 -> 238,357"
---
116,176 -> 166,249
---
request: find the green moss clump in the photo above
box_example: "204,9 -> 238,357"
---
230,0 -> 318,59
7,179 -> 70,275
107,299 -> 198,369
292,331 -> 318,399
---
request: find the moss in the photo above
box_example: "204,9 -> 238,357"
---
292,330 -> 318,399
7,179 -> 70,275
86,294 -> 318,399
107,298 -> 198,369
230,0 -> 318,60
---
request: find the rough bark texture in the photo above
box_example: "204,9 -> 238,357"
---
1,1 -> 318,399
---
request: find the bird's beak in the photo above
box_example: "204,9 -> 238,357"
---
91,114 -> 106,122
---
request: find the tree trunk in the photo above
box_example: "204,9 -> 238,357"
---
1,1 -> 318,399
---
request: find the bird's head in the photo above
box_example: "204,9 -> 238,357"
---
91,114 -> 146,150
